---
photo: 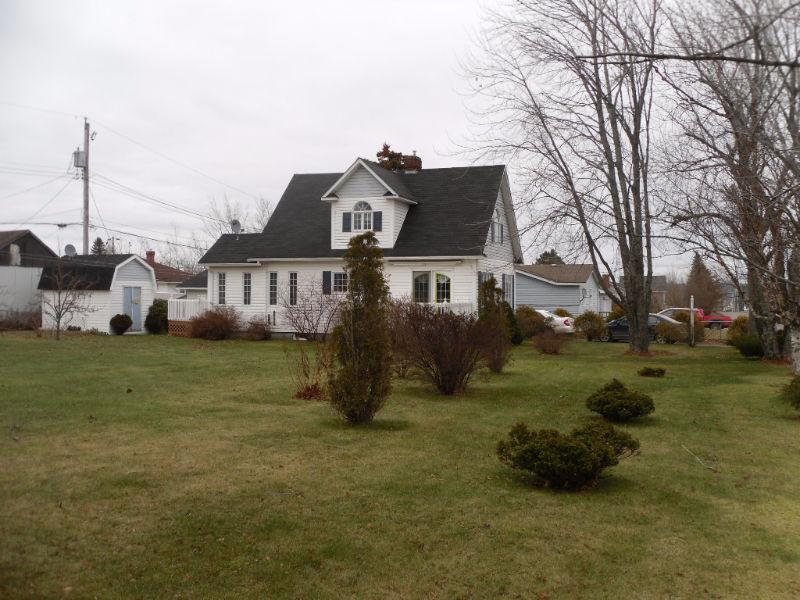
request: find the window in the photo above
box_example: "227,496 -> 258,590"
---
352,201 -> 372,231
435,273 -> 451,303
491,208 -> 504,243
413,271 -> 430,303
269,272 -> 277,305
333,272 -> 348,293
217,272 -> 226,304
289,272 -> 298,306
242,273 -> 252,305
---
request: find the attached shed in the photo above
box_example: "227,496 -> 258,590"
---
38,255 -> 157,333
515,264 -> 604,315
176,269 -> 208,300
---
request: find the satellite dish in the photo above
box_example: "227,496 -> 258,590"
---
230,219 -> 242,234
64,244 -> 77,257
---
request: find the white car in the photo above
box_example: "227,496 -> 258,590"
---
535,309 -> 574,334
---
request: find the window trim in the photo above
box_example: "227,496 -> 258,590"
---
217,272 -> 226,305
413,271 -> 431,303
352,201 -> 373,232
243,272 -> 252,305
333,272 -> 348,293
289,272 -> 298,306
269,272 -> 278,306
435,273 -> 451,303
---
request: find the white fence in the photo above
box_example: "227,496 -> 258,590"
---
432,302 -> 475,315
168,298 -> 210,321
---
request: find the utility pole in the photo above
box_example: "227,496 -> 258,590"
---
82,118 -> 90,255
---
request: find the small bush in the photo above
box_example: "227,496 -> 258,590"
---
144,299 -> 168,334
638,367 -> 665,378
516,306 -> 549,338
110,313 -> 133,335
783,375 -> 800,410
391,301 -> 485,395
532,328 -> 569,355
246,316 -> 272,340
727,316 -> 749,344
503,302 -> 525,345
606,305 -> 626,322
553,307 -> 573,318
654,320 -> 682,344
497,421 -> 639,490
731,333 -> 764,358
673,311 -> 705,343
287,342 -> 332,400
189,306 -> 241,340
0,310 -> 40,331
586,379 -> 655,422
573,311 -> 605,340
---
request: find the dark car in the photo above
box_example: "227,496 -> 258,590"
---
599,313 -> 682,343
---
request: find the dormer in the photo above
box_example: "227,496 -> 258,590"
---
322,158 -> 417,250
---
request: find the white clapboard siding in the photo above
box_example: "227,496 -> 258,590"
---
479,188 -> 516,299
393,203 -> 409,245
335,164 -> 389,197
41,290 -> 112,332
514,274 -> 582,313
331,197 -> 394,249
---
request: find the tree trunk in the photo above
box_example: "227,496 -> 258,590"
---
627,295 -> 651,354
791,328 -> 800,375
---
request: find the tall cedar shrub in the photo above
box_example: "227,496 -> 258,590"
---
390,301 -> 486,395
497,421 -> 639,489
502,302 -> 524,345
515,305 -> 548,338
328,232 -> 392,423
478,277 -> 510,372
144,298 -> 168,334
189,306 -> 241,340
109,313 -> 132,335
573,311 -> 605,340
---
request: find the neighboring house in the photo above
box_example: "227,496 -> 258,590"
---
144,250 -> 192,296
190,157 -> 523,334
596,274 -> 668,314
721,282 -> 747,312
515,264 -> 605,315
39,254 -> 157,333
0,229 -> 58,316
177,269 -> 208,300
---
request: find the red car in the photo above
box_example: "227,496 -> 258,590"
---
657,307 -> 733,329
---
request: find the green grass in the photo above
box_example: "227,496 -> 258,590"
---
1,333 -> 799,599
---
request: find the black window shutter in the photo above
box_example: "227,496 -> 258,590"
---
500,224 -> 504,244
490,223 -> 495,243
322,271 -> 331,295
373,211 -> 382,232
342,212 -> 351,232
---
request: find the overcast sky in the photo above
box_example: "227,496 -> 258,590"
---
0,0 -> 690,272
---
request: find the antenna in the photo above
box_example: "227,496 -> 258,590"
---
230,219 -> 242,234
64,244 -> 77,257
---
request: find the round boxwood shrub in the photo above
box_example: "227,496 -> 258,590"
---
638,367 -> 665,378
783,375 -> 800,411
110,313 -> 133,335
586,379 -> 655,422
497,421 -> 639,490
515,306 -> 548,338
144,298 -> 168,334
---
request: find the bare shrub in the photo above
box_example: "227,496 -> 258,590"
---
515,306 -> 548,338
573,311 -> 605,341
246,316 -> 272,341
532,329 -> 569,355
0,310 -> 40,332
286,342 -> 332,400
391,301 -> 486,395
189,306 -> 241,340
280,277 -> 342,341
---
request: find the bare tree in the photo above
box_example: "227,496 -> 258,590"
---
280,277 -> 342,341
466,0 -> 662,352
40,259 -> 95,340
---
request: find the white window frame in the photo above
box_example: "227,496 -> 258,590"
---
435,273 -> 451,303
269,272 -> 278,306
289,272 -> 298,306
243,272 -> 251,305
413,271 -> 452,304
352,201 -> 373,232
217,272 -> 226,305
333,272 -> 348,293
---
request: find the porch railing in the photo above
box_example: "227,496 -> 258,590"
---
168,298 -> 210,321
431,302 -> 475,315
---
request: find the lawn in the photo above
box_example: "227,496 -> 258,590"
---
1,333 -> 798,599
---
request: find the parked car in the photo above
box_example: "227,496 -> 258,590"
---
658,307 -> 733,329
600,313 -> 682,343
535,309 -> 574,334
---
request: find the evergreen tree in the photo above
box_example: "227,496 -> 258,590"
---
376,143 -> 404,171
478,277 -> 511,372
535,249 -> 564,265
328,232 -> 392,424
90,237 -> 107,256
686,253 -> 724,313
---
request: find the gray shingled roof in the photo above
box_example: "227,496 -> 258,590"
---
200,164 -> 506,264
38,254 -> 135,291
517,264 -> 596,284
179,269 -> 208,289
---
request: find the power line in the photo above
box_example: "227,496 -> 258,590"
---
22,178 -> 75,224
89,187 -> 109,239
0,174 -> 71,201
0,100 -> 82,119
89,223 -> 208,251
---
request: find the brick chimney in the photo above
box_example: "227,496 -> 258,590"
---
146,250 -> 155,266
402,151 -> 422,173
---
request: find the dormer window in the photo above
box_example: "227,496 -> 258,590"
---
352,201 -> 373,231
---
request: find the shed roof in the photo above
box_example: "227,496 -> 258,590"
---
38,254 -> 135,291
516,263 -> 596,284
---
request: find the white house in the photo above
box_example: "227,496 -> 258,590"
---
515,264 -> 605,315
144,250 -> 193,297
179,157 -> 523,334
39,254 -> 158,333
176,269 -> 208,300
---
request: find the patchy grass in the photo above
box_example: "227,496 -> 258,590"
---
1,333 -> 798,599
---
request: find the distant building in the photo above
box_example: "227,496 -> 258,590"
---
721,282 -> 747,312
0,230 -> 57,316
514,264 -> 605,315
143,250 -> 192,296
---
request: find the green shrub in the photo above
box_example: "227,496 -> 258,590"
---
478,278 -> 510,373
532,328 -> 569,355
731,333 -> 764,358
189,306 -> 241,340
553,307 -> 573,318
586,379 -> 655,422
496,421 -> 639,490
673,311 -> 705,343
515,306 -> 548,338
783,375 -> 800,410
573,311 -> 606,340
638,367 -> 665,378
502,302 -> 524,345
109,313 -> 132,335
606,306 -> 626,322
654,320 -> 682,344
144,299 -> 168,334
727,316 -> 749,343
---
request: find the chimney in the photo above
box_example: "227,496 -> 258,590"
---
146,250 -> 155,266
402,151 -> 422,173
